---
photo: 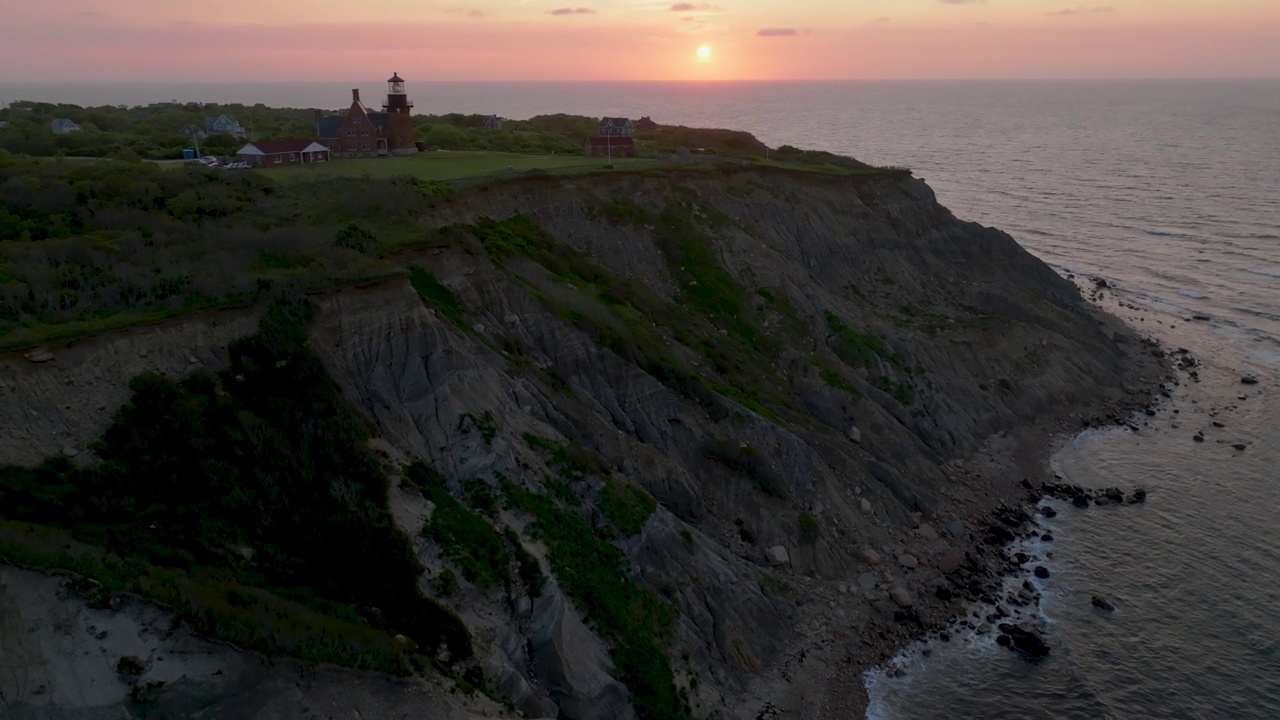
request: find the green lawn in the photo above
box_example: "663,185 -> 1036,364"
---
260,151 -> 656,184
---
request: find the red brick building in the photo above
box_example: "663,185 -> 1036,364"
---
235,139 -> 331,167
316,73 -> 418,158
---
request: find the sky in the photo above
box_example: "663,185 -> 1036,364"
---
2,0 -> 1278,82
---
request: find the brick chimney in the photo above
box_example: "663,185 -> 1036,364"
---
352,88 -> 361,104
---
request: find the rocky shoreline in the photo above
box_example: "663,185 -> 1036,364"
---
817,317 -> 1176,718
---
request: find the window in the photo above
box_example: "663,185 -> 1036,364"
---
289,153 -> 298,162
348,141 -> 358,151
361,127 -> 369,136
353,116 -> 361,124
347,127 -> 355,136
362,140 -> 370,151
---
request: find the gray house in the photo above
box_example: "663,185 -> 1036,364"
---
205,114 -> 246,137
51,118 -> 81,134
483,115 -> 504,130
179,124 -> 206,139
598,117 -> 634,137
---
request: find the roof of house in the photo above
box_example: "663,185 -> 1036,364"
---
237,139 -> 329,155
367,112 -> 388,128
206,114 -> 238,125
51,118 -> 80,130
388,72 -> 405,83
600,117 -> 633,128
316,115 -> 345,138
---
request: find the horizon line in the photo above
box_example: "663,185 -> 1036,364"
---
2,76 -> 1279,86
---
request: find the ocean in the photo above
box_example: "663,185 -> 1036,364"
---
6,79 -> 1278,718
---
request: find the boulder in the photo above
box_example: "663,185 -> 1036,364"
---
917,523 -> 939,541
1072,495 -> 1090,508
1232,443 -> 1248,451
1004,625 -> 1050,660
888,586 -> 914,607
857,573 -> 877,591
24,348 -> 55,363
765,545 -> 790,566
945,520 -> 966,539
860,548 -> 882,566
898,554 -> 919,570
1240,374 -> 1258,385
859,498 -> 873,513
1128,489 -> 1147,504
1040,505 -> 1058,518
848,426 -> 862,443
936,550 -> 965,575
1040,533 -> 1055,542
1091,594 -> 1116,612
1033,566 -> 1050,579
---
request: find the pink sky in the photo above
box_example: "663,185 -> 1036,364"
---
3,0 -> 1279,81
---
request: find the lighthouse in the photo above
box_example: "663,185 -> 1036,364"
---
382,72 -> 416,156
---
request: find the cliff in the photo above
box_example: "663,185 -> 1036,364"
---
0,167 -> 1153,719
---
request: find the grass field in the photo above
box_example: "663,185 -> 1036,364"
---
259,151 -> 656,183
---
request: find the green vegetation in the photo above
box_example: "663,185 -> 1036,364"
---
115,656 -> 145,681
505,527 -> 547,599
522,432 -> 611,483
409,268 -> 468,330
824,311 -> 902,370
601,477 -> 658,537
0,299 -> 471,672
470,206 -> 812,424
0,100 -> 317,160
816,361 -> 861,396
463,477 -> 501,520
266,151 -> 654,184
413,463 -> 511,589
457,410 -> 498,444
798,513 -> 820,542
504,481 -> 688,720
0,156 -> 438,349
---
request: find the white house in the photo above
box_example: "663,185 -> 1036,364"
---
205,114 -> 246,137
51,118 -> 82,134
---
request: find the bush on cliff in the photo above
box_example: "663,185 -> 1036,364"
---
0,298 -> 472,671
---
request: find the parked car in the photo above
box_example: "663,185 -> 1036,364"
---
199,156 -> 219,165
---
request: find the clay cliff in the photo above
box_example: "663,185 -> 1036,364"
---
0,166 -> 1147,719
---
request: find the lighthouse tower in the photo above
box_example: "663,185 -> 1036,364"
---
382,72 -> 417,155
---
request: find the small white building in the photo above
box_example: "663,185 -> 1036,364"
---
51,118 -> 81,134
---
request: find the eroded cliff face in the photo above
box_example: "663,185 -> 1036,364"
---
0,168 -> 1146,719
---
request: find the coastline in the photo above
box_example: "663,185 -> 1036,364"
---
814,292 -> 1172,719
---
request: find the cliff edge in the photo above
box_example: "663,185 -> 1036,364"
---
0,167 -> 1158,719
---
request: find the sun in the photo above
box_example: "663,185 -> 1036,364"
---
697,45 -> 712,61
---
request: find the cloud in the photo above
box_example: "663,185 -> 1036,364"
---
468,10 -> 485,18
669,3 -> 719,10
1047,6 -> 1115,16
756,28 -> 798,37
548,7 -> 595,15
938,0 -> 985,4
868,16 -> 890,25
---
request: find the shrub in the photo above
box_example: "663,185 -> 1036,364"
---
601,477 -> 657,537
413,463 -> 510,589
